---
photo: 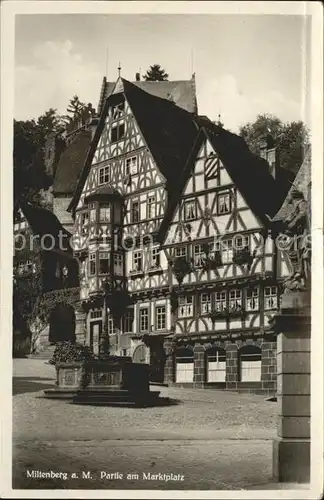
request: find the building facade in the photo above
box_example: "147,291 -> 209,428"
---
63,76 -> 292,393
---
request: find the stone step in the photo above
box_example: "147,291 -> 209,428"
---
28,345 -> 56,360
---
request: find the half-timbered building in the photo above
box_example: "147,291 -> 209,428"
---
66,75 -> 293,392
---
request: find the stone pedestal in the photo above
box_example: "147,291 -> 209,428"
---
272,292 -> 311,483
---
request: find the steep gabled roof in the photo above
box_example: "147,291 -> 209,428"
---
52,128 -> 92,195
272,146 -> 311,223
97,75 -> 197,115
68,78 -> 200,213
20,203 -> 73,254
158,117 -> 287,243
201,118 -> 285,221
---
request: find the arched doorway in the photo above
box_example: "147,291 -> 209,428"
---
239,345 -> 262,382
48,303 -> 76,344
206,347 -> 226,382
133,344 -> 150,364
175,347 -> 194,383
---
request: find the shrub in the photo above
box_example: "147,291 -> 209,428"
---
49,341 -> 95,365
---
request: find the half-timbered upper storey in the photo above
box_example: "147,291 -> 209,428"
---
68,77 -> 291,306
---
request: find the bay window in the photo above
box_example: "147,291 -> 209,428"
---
99,205 -> 110,222
99,252 -> 109,274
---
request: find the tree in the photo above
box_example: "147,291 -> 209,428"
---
239,114 -> 309,174
63,96 -> 96,131
143,64 -> 169,82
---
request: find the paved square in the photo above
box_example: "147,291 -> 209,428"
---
13,359 -> 277,490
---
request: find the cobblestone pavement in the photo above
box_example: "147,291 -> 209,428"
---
12,359 -> 278,490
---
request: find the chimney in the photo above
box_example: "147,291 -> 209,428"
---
135,72 -> 140,82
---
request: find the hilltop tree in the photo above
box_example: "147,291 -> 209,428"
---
143,64 -> 169,82
239,114 -> 309,174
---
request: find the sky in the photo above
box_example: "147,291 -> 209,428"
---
14,14 -> 311,133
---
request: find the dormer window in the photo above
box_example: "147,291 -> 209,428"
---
111,123 -> 125,143
99,166 -> 110,185
184,200 -> 197,221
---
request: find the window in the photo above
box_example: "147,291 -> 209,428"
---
112,101 -> 124,120
131,200 -> 140,223
107,315 -> 116,335
126,156 -> 138,175
155,306 -> 166,331
234,235 -> 250,251
201,293 -> 212,314
133,251 -> 142,272
90,205 -> 97,222
229,289 -> 242,311
178,296 -> 193,318
123,309 -> 134,333
81,212 -> 89,234
240,345 -> 261,382
215,291 -> 226,312
217,192 -> 231,214
220,239 -> 233,263
89,253 -> 96,275
147,194 -> 156,219
207,348 -> 226,382
246,287 -> 259,311
111,123 -> 125,143
264,286 -> 278,310
174,246 -> 187,258
99,166 -> 110,185
113,253 -> 123,274
90,309 -> 102,319
184,200 -> 197,221
99,252 -> 109,274
140,308 -> 149,332
175,348 -> 194,383
193,244 -> 204,266
151,247 -> 160,268
99,205 -> 110,222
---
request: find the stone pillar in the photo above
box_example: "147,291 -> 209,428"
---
75,305 -> 87,345
226,343 -> 238,390
272,293 -> 311,483
261,340 -> 277,395
163,339 -> 174,384
193,344 -> 205,387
